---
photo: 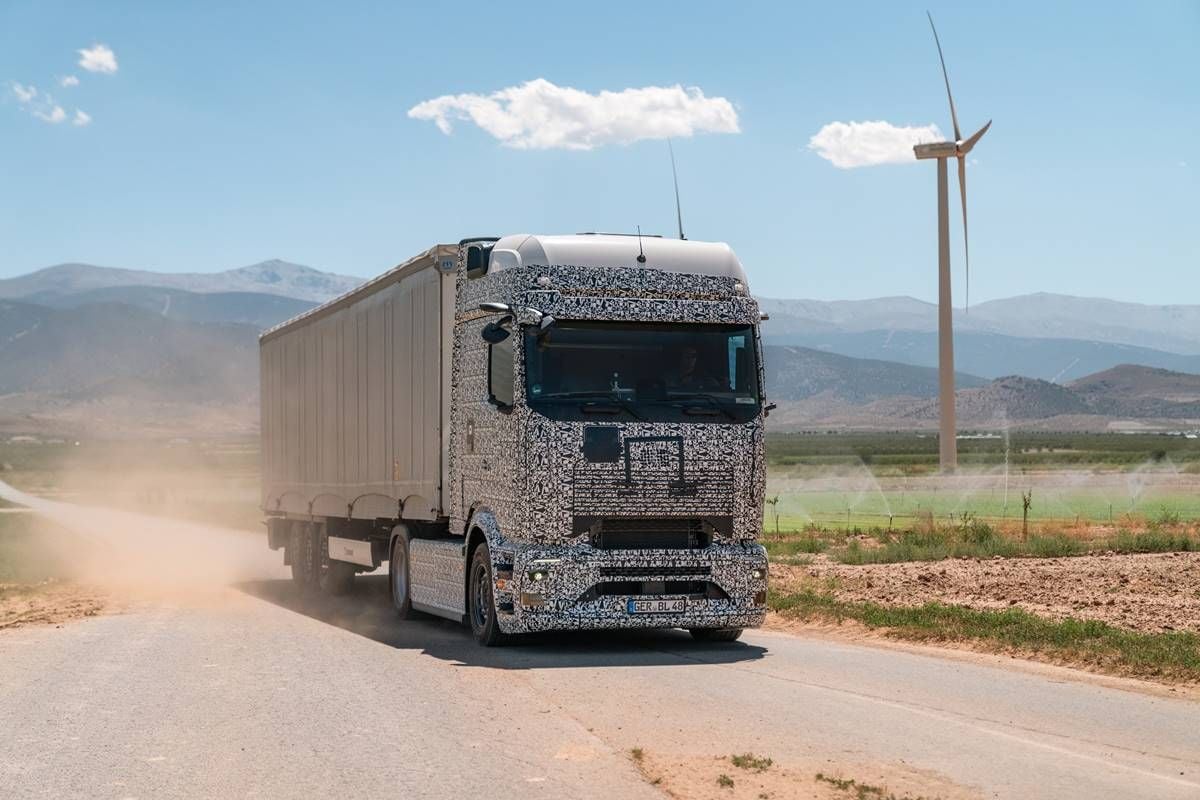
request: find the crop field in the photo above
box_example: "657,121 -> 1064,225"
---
765,431 -> 1200,532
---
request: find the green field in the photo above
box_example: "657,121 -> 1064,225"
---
765,431 -> 1200,531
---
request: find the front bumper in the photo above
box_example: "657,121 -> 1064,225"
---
496,542 -> 768,634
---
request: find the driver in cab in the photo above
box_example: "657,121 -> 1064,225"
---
664,345 -> 720,391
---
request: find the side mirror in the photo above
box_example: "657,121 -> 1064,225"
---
466,244 -> 493,279
481,320 -> 511,344
764,402 -> 778,416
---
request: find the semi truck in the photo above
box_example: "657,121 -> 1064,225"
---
260,233 -> 771,645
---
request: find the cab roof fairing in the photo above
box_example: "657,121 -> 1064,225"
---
488,233 -> 750,287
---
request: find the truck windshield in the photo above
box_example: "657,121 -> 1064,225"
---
524,321 -> 760,423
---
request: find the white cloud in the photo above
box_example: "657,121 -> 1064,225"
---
808,120 -> 944,168
72,109 -> 91,127
12,83 -> 37,103
78,43 -> 118,74
34,105 -> 67,124
408,78 -> 740,150
60,75 -> 80,87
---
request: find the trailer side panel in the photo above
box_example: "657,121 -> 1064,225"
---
260,246 -> 455,522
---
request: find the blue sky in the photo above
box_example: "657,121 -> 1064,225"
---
1,1 -> 1196,303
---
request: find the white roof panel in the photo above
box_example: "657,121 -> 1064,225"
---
491,233 -> 748,284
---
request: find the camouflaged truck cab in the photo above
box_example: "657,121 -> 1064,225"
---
261,233 -> 770,645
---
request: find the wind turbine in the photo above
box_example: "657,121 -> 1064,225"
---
913,12 -> 991,472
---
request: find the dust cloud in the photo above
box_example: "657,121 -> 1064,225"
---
0,477 -> 285,593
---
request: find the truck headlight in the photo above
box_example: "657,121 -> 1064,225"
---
751,567 -> 766,580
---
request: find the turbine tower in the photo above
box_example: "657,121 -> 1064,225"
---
913,12 -> 991,472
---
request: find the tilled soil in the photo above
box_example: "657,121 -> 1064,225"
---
773,552 -> 1200,634
0,581 -> 111,630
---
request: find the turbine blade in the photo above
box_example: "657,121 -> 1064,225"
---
668,138 -> 685,240
958,119 -> 992,154
957,154 -> 970,311
927,11 -> 962,142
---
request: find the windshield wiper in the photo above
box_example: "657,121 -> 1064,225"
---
536,391 -> 643,420
536,391 -> 627,399
664,392 -> 739,421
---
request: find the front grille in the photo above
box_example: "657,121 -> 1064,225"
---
571,460 -> 734,517
598,565 -> 712,578
575,516 -> 730,550
576,581 -> 731,603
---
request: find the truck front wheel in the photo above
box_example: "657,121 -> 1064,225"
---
468,543 -> 510,647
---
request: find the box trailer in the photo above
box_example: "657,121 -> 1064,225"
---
261,233 -> 771,645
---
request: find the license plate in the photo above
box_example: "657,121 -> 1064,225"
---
627,597 -> 687,614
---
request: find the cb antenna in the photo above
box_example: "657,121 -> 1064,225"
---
636,225 -> 647,263
668,138 -> 686,240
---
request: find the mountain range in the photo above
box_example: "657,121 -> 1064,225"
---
758,294 -> 1200,355
0,260 -> 1197,435
0,260 -> 359,304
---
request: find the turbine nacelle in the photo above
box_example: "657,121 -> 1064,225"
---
913,120 -> 992,161
913,141 -> 957,160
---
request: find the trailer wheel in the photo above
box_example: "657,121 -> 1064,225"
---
468,543 -> 510,647
389,532 -> 416,619
688,627 -> 743,643
289,522 -> 320,592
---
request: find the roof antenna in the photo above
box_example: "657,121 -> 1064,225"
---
636,225 -> 647,263
668,138 -> 686,240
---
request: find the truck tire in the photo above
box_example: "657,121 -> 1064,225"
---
688,627 -> 743,643
290,521 -> 320,592
389,532 -> 416,619
468,542 -> 510,647
320,560 -> 355,596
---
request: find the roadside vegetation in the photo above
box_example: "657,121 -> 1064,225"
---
765,515 -> 1200,566
814,772 -> 934,800
770,579 -> 1200,682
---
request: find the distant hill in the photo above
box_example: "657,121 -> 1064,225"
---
1068,365 -> 1200,419
765,329 -> 1200,382
0,259 -> 362,304
770,364 -> 1200,431
759,293 -> 1200,356
894,376 -> 1092,425
0,300 -> 259,436
763,345 -> 986,403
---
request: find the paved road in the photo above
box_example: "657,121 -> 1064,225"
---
1,482 -> 1197,799
2,575 -> 1198,800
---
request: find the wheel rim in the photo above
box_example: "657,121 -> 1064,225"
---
471,561 -> 489,631
393,542 -> 407,604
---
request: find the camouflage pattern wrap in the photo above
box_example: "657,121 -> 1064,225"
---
450,246 -> 768,634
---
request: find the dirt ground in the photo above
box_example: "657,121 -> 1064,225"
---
633,751 -> 974,800
0,580 -> 112,630
773,551 -> 1200,634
